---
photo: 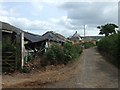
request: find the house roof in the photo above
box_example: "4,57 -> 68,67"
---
41,31 -> 67,43
70,31 -> 82,41
72,31 -> 81,38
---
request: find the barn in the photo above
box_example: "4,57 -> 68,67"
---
1,21 -> 68,72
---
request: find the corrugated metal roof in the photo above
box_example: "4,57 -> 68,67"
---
1,21 -> 67,43
1,21 -> 22,34
24,32 -> 43,43
42,31 -> 66,43
1,21 -> 43,43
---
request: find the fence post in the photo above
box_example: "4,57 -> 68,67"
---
21,32 -> 24,69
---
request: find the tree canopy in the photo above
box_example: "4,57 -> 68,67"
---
97,23 -> 118,36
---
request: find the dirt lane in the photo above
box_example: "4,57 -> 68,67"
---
3,47 -> 118,88
43,47 -> 118,88
2,55 -> 81,88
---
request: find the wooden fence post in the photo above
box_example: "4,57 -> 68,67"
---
21,32 -> 24,69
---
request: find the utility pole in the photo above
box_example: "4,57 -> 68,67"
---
84,24 -> 86,37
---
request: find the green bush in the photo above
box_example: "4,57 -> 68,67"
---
83,42 -> 95,49
97,33 -> 119,67
2,37 -> 16,52
44,44 -> 64,65
63,43 -> 82,64
43,43 -> 82,66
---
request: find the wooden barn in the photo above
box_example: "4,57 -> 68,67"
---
1,22 -> 68,72
1,22 -> 43,72
24,31 -> 67,57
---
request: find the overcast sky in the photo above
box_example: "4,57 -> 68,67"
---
0,0 -> 119,37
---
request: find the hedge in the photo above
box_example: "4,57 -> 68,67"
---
43,43 -> 83,66
97,33 -> 120,68
83,42 -> 95,49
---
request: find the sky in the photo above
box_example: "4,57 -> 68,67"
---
0,0 -> 119,37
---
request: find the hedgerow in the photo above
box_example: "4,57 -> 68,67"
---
97,33 -> 119,68
83,42 -> 95,49
43,43 -> 82,66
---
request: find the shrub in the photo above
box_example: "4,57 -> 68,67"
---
44,44 -> 64,65
97,33 -> 119,67
43,43 -> 82,66
63,43 -> 82,64
83,42 -> 95,49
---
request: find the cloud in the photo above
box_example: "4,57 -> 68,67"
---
49,2 -> 118,36
49,16 -> 81,30
0,1 -> 118,37
118,1 -> 120,30
0,2 -> 57,34
60,2 -> 118,27
1,15 -> 77,37
0,16 -> 57,31
49,2 -> 118,32
0,3 -> 20,17
30,1 -> 44,15
31,0 -> 69,6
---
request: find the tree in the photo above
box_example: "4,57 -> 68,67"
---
97,23 -> 118,36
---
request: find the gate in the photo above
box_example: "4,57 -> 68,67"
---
2,51 -> 17,72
